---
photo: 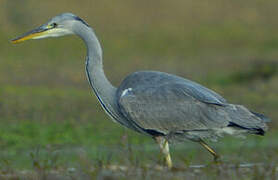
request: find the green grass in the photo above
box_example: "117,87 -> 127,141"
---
0,118 -> 277,179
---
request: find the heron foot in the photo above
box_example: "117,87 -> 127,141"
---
199,139 -> 222,164
213,154 -> 222,165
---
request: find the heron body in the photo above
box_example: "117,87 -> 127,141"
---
12,13 -> 270,168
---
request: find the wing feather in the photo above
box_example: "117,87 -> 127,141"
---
117,71 -> 229,135
116,71 -> 268,139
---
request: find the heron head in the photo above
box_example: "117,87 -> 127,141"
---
12,13 -> 88,44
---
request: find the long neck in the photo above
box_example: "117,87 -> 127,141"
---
75,24 -> 120,121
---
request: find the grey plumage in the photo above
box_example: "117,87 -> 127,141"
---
117,71 -> 268,142
12,13 -> 270,167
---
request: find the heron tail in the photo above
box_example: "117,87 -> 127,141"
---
226,104 -> 269,136
227,122 -> 265,136
251,111 -> 271,123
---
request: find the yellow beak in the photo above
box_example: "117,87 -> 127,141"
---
11,25 -> 50,44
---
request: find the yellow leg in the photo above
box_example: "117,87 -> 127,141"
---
155,136 -> 172,168
199,140 -> 220,162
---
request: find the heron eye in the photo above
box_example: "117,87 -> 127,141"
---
52,23 -> 58,28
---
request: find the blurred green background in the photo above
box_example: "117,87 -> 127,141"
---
0,0 -> 278,179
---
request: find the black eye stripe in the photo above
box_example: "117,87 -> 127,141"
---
52,23 -> 58,28
73,16 -> 89,27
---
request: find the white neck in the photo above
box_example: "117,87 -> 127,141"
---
74,23 -> 120,121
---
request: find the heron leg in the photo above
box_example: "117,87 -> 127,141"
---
199,140 -> 220,162
155,136 -> 172,168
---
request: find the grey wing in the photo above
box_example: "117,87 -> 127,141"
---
116,71 -> 268,137
116,71 -> 230,135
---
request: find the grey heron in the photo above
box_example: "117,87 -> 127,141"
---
12,13 -> 270,168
